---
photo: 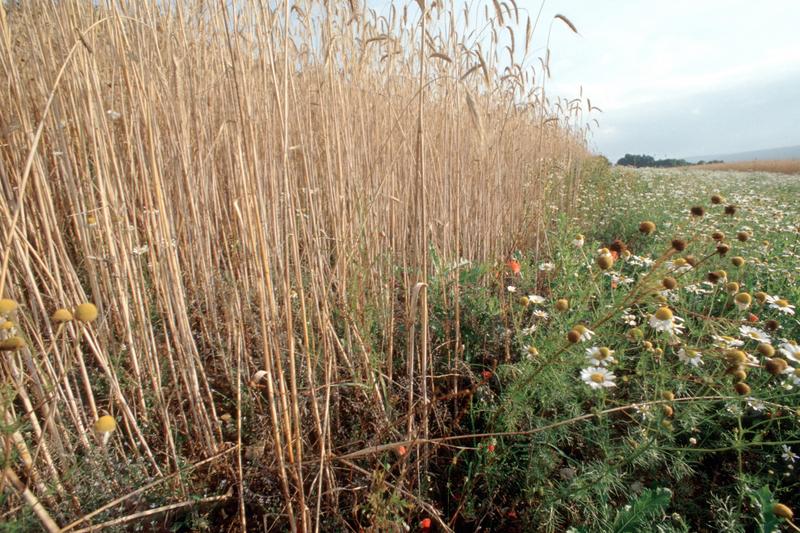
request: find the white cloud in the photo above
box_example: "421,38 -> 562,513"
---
526,0 -> 800,158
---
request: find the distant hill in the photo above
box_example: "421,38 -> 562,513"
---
684,144 -> 800,163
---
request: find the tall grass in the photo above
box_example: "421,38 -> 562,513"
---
0,1 -> 589,529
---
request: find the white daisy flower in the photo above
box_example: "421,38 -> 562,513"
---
527,294 -> 546,305
538,262 -> 555,272
586,346 -> 616,367
739,325 -> 771,344
580,366 -> 617,390
712,335 -> 745,348
766,295 -> 796,315
782,366 -> 800,387
572,234 -> 585,247
779,342 -> 800,363
677,348 -> 703,366
507,285 -> 517,293
532,309 -> 550,320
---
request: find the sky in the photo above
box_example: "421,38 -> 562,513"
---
535,0 -> 800,161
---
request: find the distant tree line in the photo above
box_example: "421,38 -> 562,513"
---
616,154 -> 724,168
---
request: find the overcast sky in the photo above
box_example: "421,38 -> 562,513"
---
537,0 -> 800,161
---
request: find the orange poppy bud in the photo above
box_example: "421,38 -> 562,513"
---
506,259 -> 521,275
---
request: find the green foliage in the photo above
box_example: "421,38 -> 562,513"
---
611,487 -> 672,532
748,485 -> 781,533
426,167 -> 800,531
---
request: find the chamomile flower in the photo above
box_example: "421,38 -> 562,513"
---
677,348 -> 703,367
580,367 -> 617,390
779,342 -> 800,363
783,366 -> 800,388
538,262 -> 555,272
507,285 -> 517,293
532,309 -> 549,321
527,294 -> 546,305
649,307 -> 684,335
746,398 -> 766,413
607,273 -> 635,286
621,311 -> 637,326
782,445 -> 799,464
739,325 -> 771,344
628,255 -> 655,268
766,296 -> 795,315
572,234 -> 585,247
712,335 -> 745,348
523,345 -> 539,359
586,346 -> 616,366
683,283 -> 712,295
631,403 -> 653,421
666,259 -> 692,274
574,324 -> 595,342
734,292 -> 752,310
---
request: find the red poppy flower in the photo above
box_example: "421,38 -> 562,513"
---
420,517 -> 432,530
481,370 -> 492,380
397,445 -> 407,456
487,443 -> 496,453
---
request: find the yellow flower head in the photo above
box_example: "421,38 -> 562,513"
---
51,308 -> 73,322
0,299 -> 18,315
639,221 -> 656,235
93,415 -> 117,434
654,307 -> 673,321
0,336 -> 25,351
74,303 -> 99,323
